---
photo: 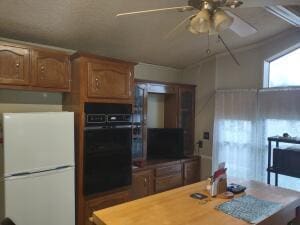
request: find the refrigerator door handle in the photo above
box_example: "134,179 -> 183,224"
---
5,166 -> 74,180
10,172 -> 31,177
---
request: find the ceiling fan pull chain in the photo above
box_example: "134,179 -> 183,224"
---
206,33 -> 211,55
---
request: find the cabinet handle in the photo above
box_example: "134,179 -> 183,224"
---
41,66 -> 45,72
144,178 -> 147,187
40,66 -> 46,79
15,63 -> 20,78
95,78 -> 100,89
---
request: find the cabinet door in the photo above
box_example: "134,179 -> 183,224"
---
131,170 -> 153,200
184,159 -> 200,185
132,83 -> 148,160
0,45 -> 30,86
178,87 -> 195,156
87,61 -> 133,99
32,50 -> 71,91
85,190 -> 129,225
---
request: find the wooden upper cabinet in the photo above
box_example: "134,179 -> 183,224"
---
0,44 -> 30,86
87,61 -> 133,99
32,50 -> 71,91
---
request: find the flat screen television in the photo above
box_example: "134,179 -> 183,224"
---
147,128 -> 185,159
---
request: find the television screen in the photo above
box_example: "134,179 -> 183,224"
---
147,128 -> 184,159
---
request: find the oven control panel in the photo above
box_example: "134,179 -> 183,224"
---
86,114 -> 106,124
107,114 -> 132,123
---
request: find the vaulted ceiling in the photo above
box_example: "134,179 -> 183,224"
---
0,0 -> 295,68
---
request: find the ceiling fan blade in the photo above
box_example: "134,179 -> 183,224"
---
226,11 -> 257,37
240,0 -> 300,8
164,15 -> 196,39
116,6 -> 194,17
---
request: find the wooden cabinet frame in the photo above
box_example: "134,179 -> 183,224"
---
63,52 -> 136,225
133,79 -> 196,159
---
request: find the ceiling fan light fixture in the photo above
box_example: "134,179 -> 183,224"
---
213,9 -> 234,33
189,9 -> 211,33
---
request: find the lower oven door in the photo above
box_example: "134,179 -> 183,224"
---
84,127 -> 132,196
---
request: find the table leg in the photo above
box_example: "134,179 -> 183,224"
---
267,140 -> 271,184
295,207 -> 300,225
275,173 -> 278,186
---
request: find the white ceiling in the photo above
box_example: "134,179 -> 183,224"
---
0,0 -> 294,68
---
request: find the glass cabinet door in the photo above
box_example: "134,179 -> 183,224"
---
179,87 -> 195,156
132,83 -> 147,160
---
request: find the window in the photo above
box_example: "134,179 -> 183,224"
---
265,48 -> 300,88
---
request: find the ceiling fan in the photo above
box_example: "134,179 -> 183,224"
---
116,0 -> 300,65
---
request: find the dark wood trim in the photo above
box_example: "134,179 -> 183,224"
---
0,84 -> 71,93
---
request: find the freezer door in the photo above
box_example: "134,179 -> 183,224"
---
4,167 -> 75,225
3,112 -> 74,176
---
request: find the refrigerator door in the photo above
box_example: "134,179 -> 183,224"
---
3,112 -> 74,176
4,167 -> 75,225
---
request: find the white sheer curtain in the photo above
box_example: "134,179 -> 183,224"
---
213,88 -> 300,191
258,88 -> 300,190
213,89 -> 258,180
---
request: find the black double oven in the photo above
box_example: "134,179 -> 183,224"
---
84,103 -> 132,196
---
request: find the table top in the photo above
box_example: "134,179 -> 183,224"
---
93,179 -> 300,225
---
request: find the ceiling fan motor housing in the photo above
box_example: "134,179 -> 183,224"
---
188,0 -> 243,10
188,0 -> 204,10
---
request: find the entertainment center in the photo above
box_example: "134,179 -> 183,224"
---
130,79 -> 200,200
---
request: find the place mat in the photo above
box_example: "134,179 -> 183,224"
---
216,195 -> 282,224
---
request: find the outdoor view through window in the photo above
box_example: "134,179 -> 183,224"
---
269,48 -> 300,88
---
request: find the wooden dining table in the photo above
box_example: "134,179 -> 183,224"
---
92,179 -> 300,225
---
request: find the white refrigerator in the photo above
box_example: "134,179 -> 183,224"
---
0,112 -> 75,225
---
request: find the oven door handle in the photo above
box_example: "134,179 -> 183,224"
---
84,125 -> 132,131
114,125 -> 133,129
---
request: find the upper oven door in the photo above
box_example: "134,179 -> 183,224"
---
83,127 -> 132,195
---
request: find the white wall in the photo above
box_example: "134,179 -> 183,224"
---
216,28 -> 300,89
147,93 -> 165,128
135,63 -> 183,83
0,90 -> 62,127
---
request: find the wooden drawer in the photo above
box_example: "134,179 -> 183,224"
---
85,190 -> 129,225
155,174 -> 183,193
155,164 -> 182,177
